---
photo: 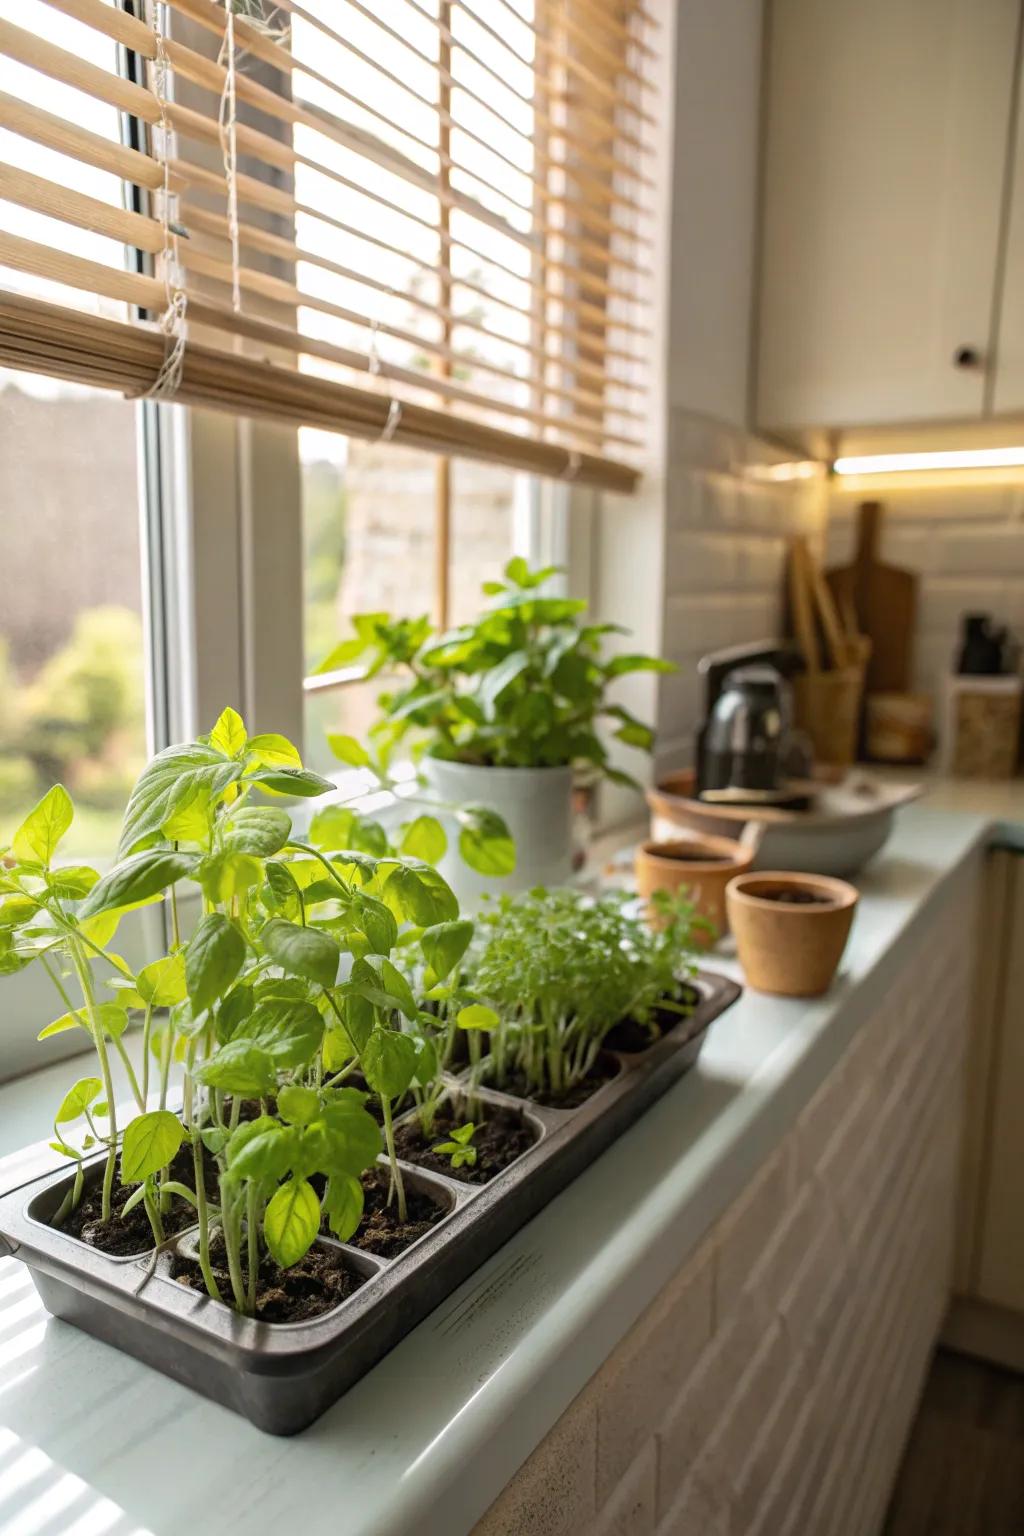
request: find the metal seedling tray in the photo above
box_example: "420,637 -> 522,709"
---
0,970 -> 740,1435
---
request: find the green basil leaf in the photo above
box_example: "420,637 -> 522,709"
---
222,807 -> 292,858
603,653 -> 676,679
46,865 -> 99,899
80,850 -> 198,918
262,917 -> 340,989
326,733 -> 370,768
243,997 -> 324,1068
121,1110 -> 184,1183
362,1027 -> 418,1099
37,1002 -> 128,1041
457,1003 -> 499,1032
198,852 -> 263,904
340,990 -> 373,1051
55,1076 -> 102,1124
118,744 -> 242,856
456,807 -> 516,877
245,732 -> 302,769
421,918 -> 474,981
322,1173 -> 364,1242
229,1124 -> 300,1184
353,893 -> 398,957
264,1177 -> 320,1268
217,981 -> 255,1041
309,805 -> 356,849
195,1039 -> 277,1095
12,784 -> 73,867
186,913 -> 246,1015
263,859 -> 303,918
247,767 -> 335,798
136,952 -> 187,1008
399,814 -> 447,864
381,861 -> 458,926
209,706 -> 248,758
277,1084 -> 320,1127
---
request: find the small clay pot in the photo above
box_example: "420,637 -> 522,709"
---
725,871 -> 859,996
635,835 -> 755,948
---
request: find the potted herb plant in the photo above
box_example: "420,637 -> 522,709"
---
314,558 -> 674,900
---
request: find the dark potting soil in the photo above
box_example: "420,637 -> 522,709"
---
346,1165 -> 448,1258
59,1145 -> 213,1257
171,1234 -> 361,1322
753,887 -> 834,906
603,986 -> 701,1055
496,1055 -> 619,1110
393,1106 -> 536,1185
653,849 -> 732,864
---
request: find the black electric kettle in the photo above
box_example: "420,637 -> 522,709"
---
695,642 -> 811,804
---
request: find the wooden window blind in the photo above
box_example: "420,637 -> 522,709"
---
0,0 -> 657,491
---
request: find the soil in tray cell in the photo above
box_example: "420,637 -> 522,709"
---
171,1236 -> 363,1322
493,1054 -> 620,1110
344,1165 -> 448,1259
394,1105 -> 537,1185
603,985 -> 701,1055
59,1144 -> 215,1258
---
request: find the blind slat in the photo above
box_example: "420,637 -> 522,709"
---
0,162 -> 165,253
0,87 -> 163,190
0,292 -> 639,490
0,0 -> 656,490
183,201 -> 652,358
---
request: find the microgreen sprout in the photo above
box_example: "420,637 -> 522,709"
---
464,886 -> 703,1100
431,1122 -> 478,1171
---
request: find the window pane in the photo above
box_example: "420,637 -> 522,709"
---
303,679 -> 387,780
448,459 -> 523,626
0,371 -> 147,862
301,429 -> 436,765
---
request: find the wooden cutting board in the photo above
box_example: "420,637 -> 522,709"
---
826,501 -> 917,693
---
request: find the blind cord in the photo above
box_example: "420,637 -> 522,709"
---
133,0 -> 187,401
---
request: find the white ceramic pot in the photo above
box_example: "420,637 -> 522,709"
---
422,757 -> 574,909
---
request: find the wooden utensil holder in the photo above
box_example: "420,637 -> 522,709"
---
794,663 -> 865,767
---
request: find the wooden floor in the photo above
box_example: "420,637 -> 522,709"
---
883,1349 -> 1024,1535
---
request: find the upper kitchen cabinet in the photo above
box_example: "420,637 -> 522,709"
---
756,0 -> 1022,435
995,51 -> 1024,413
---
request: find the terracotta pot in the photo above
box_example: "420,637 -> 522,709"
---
725,871 -> 858,996
635,835 -> 754,948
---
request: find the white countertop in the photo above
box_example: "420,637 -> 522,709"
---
1,780 -> 1022,1536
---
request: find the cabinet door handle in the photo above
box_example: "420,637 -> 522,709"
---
953,345 -> 984,370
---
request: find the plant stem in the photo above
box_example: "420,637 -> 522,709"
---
143,1178 -> 165,1247
192,1129 -> 222,1304
223,1190 -> 248,1314
246,1183 -> 258,1316
69,941 -> 118,1223
110,1033 -> 145,1112
159,1013 -> 173,1113
52,1160 -> 84,1227
141,1003 -> 153,1100
380,1097 -> 407,1223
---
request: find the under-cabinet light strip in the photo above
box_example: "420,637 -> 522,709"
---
834,447 -> 1024,475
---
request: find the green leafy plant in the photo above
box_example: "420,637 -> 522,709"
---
315,558 -> 675,790
0,706 -> 475,1314
463,887 -> 704,1100
431,1121 -> 478,1171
